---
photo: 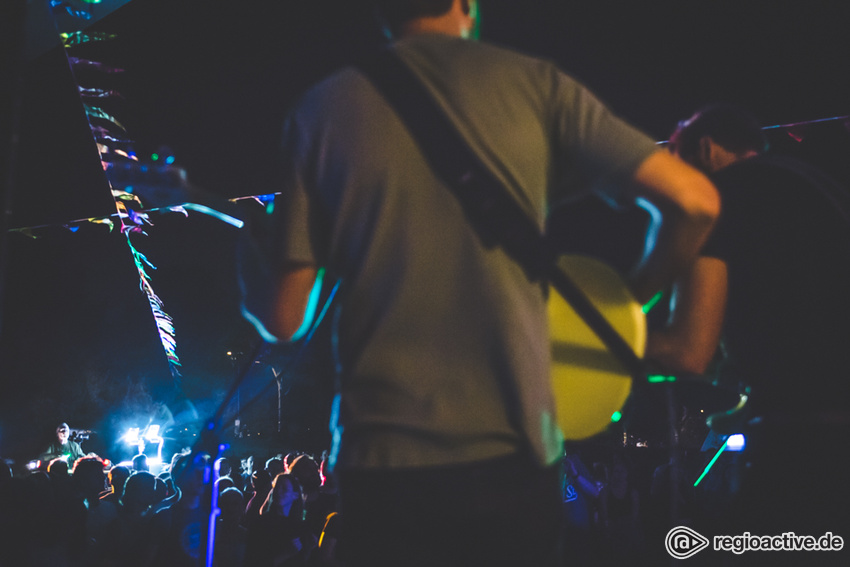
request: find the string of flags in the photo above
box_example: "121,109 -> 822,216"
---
49,1 -> 184,378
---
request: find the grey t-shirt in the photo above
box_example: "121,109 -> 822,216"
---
273,34 -> 658,470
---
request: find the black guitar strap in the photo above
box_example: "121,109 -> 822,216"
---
355,48 -> 646,383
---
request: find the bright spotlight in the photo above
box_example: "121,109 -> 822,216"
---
726,433 -> 746,452
145,424 -> 161,441
124,427 -> 140,445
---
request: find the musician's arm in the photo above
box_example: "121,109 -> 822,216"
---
645,256 -> 728,374
241,260 -> 319,344
617,150 -> 721,303
238,166 -> 322,344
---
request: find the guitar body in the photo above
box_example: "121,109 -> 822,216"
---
549,255 -> 646,440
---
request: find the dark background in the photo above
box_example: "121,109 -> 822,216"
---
2,0 -> 849,466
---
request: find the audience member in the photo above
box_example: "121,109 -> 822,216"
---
287,453 -> 339,539
147,451 -> 211,566
561,448 -> 603,566
215,486 -> 249,567
132,453 -> 150,473
245,472 -> 317,566
101,464 -> 132,505
316,511 -> 345,567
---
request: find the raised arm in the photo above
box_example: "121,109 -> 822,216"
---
622,150 -> 721,303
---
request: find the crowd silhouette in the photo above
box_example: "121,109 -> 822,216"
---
0,423 -> 827,567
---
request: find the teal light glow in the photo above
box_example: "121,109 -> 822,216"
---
181,204 -> 244,228
610,411 -> 623,423
694,439 -> 729,487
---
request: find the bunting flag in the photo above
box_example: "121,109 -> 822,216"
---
55,13 -> 183,378
84,104 -> 126,131
89,125 -> 132,144
126,238 -> 182,372
9,227 -> 38,239
69,57 -> 125,73
79,87 -> 124,100
60,31 -> 117,47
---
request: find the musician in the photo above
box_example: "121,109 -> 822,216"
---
239,1 -> 718,565
648,104 -> 850,538
41,422 -> 85,466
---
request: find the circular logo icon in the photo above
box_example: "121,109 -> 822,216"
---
665,526 -> 710,559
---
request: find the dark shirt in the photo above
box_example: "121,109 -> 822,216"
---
702,154 -> 850,417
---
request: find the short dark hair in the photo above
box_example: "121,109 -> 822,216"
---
374,0 -> 454,32
669,104 -> 768,162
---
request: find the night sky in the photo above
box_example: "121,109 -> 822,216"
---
2,0 -> 849,465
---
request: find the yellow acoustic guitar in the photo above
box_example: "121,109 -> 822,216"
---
549,255 -> 646,440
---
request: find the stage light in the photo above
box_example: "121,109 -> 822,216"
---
693,433 -> 746,487
725,433 -> 746,452
144,424 -> 161,442
123,427 -> 140,445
